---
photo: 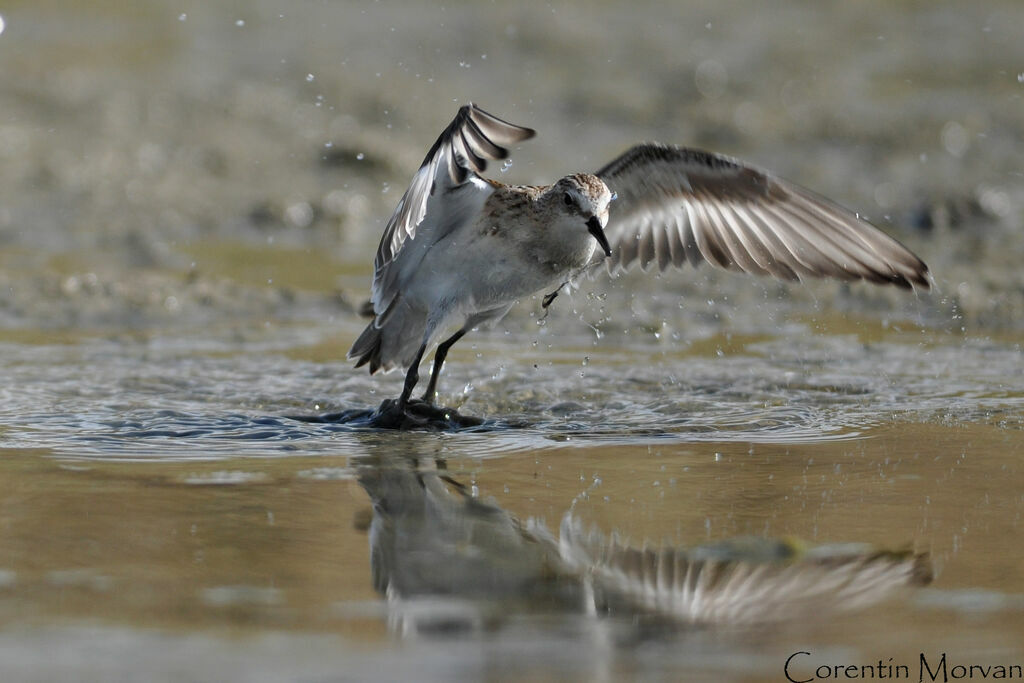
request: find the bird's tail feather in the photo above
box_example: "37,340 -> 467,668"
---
347,298 -> 426,374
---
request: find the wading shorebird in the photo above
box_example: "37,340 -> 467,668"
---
349,103 -> 929,416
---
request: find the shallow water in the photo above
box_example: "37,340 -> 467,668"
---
1,0 -> 1023,681
1,317 -> 1022,681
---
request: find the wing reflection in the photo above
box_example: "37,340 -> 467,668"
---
553,516 -> 932,625
357,455 -> 930,635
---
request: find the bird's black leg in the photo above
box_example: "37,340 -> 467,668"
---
397,343 -> 427,411
420,329 -> 467,404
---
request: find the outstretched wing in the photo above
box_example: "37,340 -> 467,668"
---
595,144 -> 929,289
370,104 -> 535,314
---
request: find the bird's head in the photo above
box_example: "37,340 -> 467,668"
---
550,173 -> 614,257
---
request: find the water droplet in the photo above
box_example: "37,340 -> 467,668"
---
235,19 -> 245,27
177,13 -> 187,22
284,202 -> 314,228
1018,73 -> 1024,83
356,152 -> 364,160
306,73 -> 315,82
500,159 -> 513,173
940,120 -> 969,158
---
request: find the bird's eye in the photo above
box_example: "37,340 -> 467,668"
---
563,192 -> 574,207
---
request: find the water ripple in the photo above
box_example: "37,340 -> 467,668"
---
0,331 -> 1019,460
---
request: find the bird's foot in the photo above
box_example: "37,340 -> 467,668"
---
370,398 -> 485,430
285,399 -> 488,430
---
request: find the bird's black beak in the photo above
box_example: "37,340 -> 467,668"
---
587,216 -> 612,258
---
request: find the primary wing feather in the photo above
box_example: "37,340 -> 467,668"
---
370,104 -> 535,314
595,144 -> 930,290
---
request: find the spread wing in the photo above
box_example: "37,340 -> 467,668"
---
370,104 -> 535,314
595,144 -> 930,289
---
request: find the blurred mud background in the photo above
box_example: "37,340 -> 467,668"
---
1,0 -> 1022,338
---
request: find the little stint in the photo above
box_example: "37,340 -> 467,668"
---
349,103 -> 929,414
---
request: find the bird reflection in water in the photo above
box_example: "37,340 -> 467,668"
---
355,454 -> 931,638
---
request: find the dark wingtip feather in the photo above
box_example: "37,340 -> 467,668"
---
435,103 -> 535,184
458,130 -> 488,172
912,261 -> 932,291
446,144 -> 468,184
466,102 -> 537,142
